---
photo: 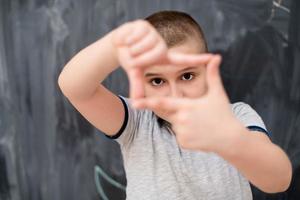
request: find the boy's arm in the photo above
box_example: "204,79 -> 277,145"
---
58,30 -> 125,136
58,19 -> 169,137
216,125 -> 292,194
132,55 -> 293,193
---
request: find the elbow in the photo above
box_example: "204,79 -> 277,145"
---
57,75 -> 67,95
278,158 -> 293,193
57,74 -> 74,100
278,166 -> 293,193
262,181 -> 291,194
57,75 -> 62,89
262,166 -> 293,193
57,73 -> 72,97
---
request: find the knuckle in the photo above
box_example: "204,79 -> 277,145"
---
147,30 -> 159,44
120,22 -> 133,33
129,45 -> 140,55
135,19 -> 150,30
131,35 -> 155,55
149,43 -> 166,60
114,23 -> 132,43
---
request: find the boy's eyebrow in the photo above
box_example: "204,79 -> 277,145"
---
144,66 -> 198,77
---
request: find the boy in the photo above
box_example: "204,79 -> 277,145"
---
58,10 -> 292,200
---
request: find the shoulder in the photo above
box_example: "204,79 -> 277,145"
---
230,101 -> 252,113
118,95 -> 155,122
230,101 -> 271,138
230,102 -> 261,120
106,95 -> 158,143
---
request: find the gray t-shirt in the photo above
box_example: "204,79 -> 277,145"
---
106,95 -> 270,200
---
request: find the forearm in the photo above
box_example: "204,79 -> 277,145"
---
216,124 -> 292,193
58,30 -> 119,100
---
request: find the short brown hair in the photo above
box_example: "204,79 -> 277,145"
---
145,10 -> 208,52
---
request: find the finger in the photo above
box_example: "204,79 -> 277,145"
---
167,52 -> 213,66
129,30 -> 158,57
118,46 -> 134,67
132,97 -> 189,112
128,68 -> 144,99
132,97 -> 178,112
132,42 -> 167,69
113,22 -> 134,46
125,20 -> 151,45
206,55 -> 224,95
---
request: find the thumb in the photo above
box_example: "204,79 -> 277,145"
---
206,55 -> 224,95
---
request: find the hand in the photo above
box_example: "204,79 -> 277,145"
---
112,19 -> 213,99
132,55 -> 243,153
112,20 -> 167,99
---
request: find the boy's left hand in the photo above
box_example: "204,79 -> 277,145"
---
132,55 -> 243,153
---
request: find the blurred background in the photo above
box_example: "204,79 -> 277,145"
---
0,0 -> 299,199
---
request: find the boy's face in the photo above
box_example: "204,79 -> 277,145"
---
143,39 -> 208,121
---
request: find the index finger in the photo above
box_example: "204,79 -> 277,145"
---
132,97 -> 189,113
128,68 -> 145,99
166,52 -> 213,66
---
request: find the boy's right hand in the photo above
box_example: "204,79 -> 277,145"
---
112,20 -> 168,99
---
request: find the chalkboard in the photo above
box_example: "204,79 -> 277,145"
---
0,0 -> 298,199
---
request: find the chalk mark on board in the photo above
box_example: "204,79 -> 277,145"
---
94,165 -> 126,200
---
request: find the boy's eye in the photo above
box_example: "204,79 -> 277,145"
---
150,78 -> 164,86
181,73 -> 194,81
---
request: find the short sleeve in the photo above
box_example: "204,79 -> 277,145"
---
105,95 -> 142,148
231,102 -> 271,138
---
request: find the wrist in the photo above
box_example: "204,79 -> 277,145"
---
213,118 -> 247,158
107,30 -> 121,68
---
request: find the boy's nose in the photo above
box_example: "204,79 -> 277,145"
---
169,84 -> 183,98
